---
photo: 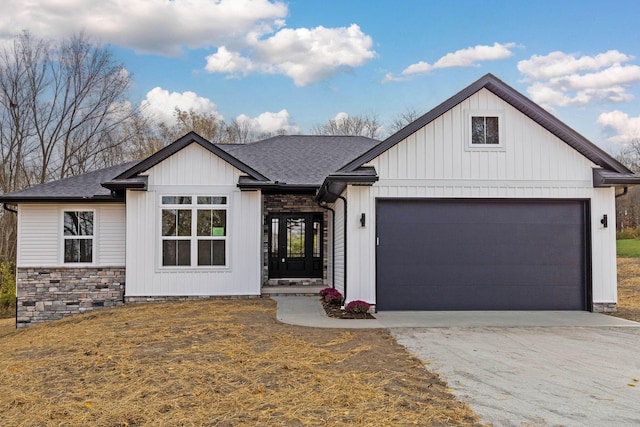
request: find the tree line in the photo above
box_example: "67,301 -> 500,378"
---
0,31 -> 422,265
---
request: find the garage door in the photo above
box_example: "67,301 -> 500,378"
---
376,199 -> 588,311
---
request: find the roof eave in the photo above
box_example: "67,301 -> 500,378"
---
101,176 -> 148,191
593,168 -> 640,187
0,194 -> 124,204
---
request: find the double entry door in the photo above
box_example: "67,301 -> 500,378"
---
268,213 -> 323,279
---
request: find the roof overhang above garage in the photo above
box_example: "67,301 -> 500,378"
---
593,168 -> 640,187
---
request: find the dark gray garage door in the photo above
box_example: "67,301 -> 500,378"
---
376,199 -> 588,311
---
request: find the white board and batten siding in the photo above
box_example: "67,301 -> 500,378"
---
125,142 -> 262,297
17,203 -> 126,267
343,88 -> 617,306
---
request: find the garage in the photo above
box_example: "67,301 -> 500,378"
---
376,199 -> 589,311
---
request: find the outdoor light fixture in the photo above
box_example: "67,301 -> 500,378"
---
601,214 -> 608,228
360,213 -> 366,227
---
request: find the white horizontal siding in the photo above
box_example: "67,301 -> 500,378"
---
332,198 -> 345,296
18,203 -> 126,268
98,204 -> 126,266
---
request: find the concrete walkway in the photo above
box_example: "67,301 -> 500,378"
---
272,295 -> 640,328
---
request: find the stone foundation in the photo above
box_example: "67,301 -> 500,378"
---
592,302 -> 617,313
16,267 -> 125,327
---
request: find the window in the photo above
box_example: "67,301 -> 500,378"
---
472,116 -> 499,145
161,196 -> 228,267
63,211 -> 94,263
466,110 -> 504,150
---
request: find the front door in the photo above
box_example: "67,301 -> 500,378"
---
268,213 -> 323,278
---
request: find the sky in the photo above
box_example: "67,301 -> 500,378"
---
1,0 -> 640,154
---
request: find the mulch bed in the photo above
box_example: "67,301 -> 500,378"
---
321,299 -> 376,319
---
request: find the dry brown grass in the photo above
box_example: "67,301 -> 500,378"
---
0,299 -> 480,426
612,257 -> 640,322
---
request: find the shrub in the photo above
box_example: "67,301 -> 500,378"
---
617,227 -> 640,240
0,262 -> 16,317
345,300 -> 371,314
323,288 -> 343,306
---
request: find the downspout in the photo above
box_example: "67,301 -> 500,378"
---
2,204 -> 17,214
337,195 -> 348,304
316,201 -> 335,289
615,187 -> 629,198
320,186 -> 348,303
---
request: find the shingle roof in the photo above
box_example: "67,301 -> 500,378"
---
0,135 -> 379,203
0,162 -> 137,203
218,135 -> 379,186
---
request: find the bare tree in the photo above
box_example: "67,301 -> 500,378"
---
0,31 -> 133,187
389,107 -> 422,134
0,31 -> 134,262
311,113 -> 382,139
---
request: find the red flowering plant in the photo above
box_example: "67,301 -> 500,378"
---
322,288 -> 343,306
345,300 -> 371,314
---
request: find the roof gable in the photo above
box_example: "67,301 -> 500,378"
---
340,74 -> 632,175
115,131 -> 268,182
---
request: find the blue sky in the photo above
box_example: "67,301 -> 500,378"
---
1,0 -> 640,153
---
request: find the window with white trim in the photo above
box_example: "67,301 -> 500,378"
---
160,196 -> 228,267
63,211 -> 94,263
466,110 -> 504,150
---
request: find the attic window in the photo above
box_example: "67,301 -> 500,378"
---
466,110 -> 504,150
472,116 -> 499,145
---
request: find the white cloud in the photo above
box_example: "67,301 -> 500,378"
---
0,0 -> 288,55
517,50 -> 640,108
518,50 -> 631,81
236,109 -> 299,134
204,47 -> 254,75
141,87 -> 221,125
207,24 -> 376,86
1,1 -> 375,85
400,42 -> 517,77
597,111 -> 640,143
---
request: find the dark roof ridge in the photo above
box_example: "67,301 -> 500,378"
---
340,73 -> 632,174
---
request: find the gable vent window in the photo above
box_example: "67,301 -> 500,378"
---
160,195 -> 228,268
466,110 -> 504,150
472,116 -> 499,145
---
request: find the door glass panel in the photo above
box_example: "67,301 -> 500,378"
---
271,218 -> 279,257
287,218 -> 305,257
313,220 -> 321,257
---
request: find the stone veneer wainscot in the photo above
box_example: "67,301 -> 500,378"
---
16,267 -> 125,327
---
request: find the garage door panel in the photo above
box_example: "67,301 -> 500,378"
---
376,199 -> 587,311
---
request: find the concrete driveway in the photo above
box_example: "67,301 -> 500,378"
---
393,325 -> 640,426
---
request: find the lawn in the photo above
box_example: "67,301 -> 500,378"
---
0,299 -> 481,426
616,239 -> 640,258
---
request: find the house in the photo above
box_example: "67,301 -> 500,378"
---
3,74 -> 639,327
